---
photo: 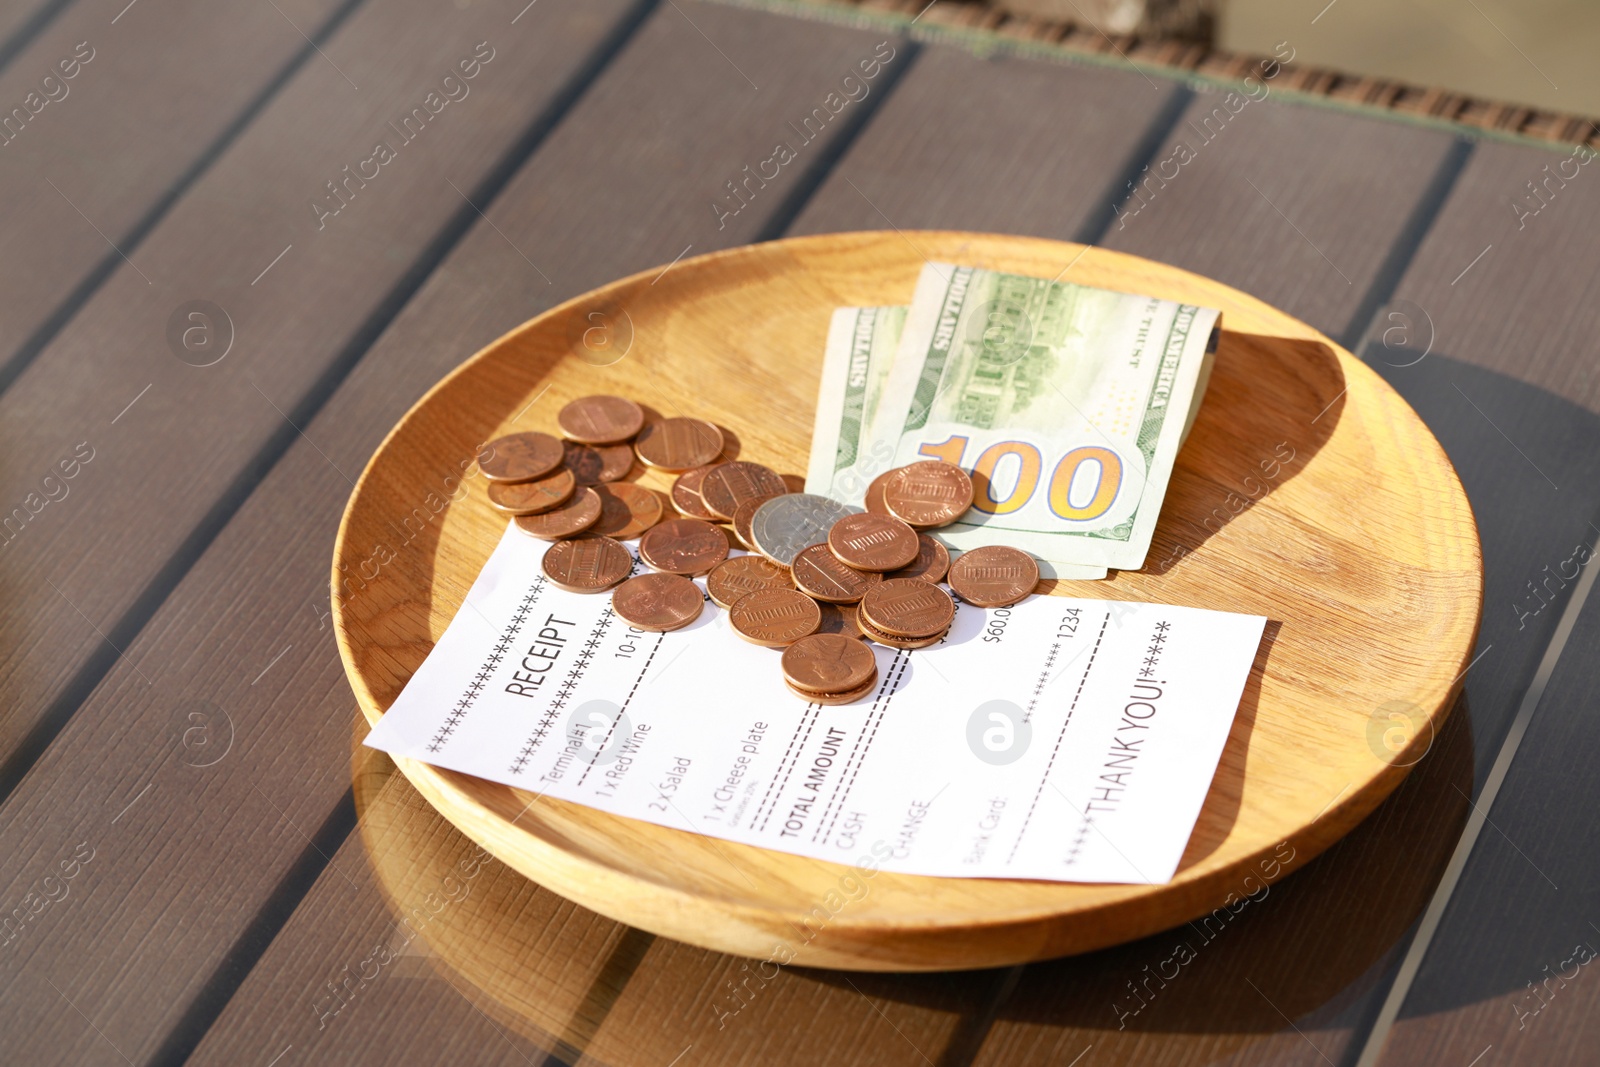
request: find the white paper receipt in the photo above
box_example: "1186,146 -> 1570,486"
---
365,524 -> 1266,884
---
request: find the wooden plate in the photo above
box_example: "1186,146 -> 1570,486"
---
334,231 -> 1482,972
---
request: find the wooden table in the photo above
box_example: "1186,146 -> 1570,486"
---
1,1 -> 1595,1064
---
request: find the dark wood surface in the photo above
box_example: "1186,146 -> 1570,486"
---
1,2 -> 1595,1065
0,0 -> 349,393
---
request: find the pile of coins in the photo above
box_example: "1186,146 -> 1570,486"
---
479,394 -> 1041,705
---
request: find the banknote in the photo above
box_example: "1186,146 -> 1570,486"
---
807,304 -> 1109,580
805,306 -> 905,504
864,263 -> 1219,572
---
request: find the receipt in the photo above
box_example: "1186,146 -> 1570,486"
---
365,524 -> 1265,884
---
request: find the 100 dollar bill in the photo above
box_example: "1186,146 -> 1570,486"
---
807,304 -> 1108,580
865,264 -> 1219,572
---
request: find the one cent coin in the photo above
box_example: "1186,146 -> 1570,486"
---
699,461 -> 788,521
864,470 -> 895,517
750,494 -> 861,567
540,535 -> 633,593
611,572 -> 704,632
485,466 -> 575,515
705,554 -> 792,609
947,545 -> 1041,607
856,609 -> 947,650
729,588 -> 821,647
589,482 -> 664,540
887,534 -> 950,583
732,492 -> 785,549
513,486 -> 602,540
633,417 -> 725,471
781,633 -> 878,694
670,466 -> 720,521
882,461 -> 975,528
563,440 -> 635,485
637,517 -> 729,576
557,395 -> 644,444
827,512 -> 920,572
791,543 -> 881,604
785,673 -> 878,706
859,578 -> 955,639
479,431 -> 564,483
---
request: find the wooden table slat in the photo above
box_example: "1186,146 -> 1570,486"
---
1098,92 -> 1464,344
786,42 -> 1187,245
0,0 -> 642,783
1375,589 -> 1600,1065
0,0 -> 72,79
0,0 -> 348,392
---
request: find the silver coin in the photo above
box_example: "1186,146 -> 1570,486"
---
750,493 -> 862,567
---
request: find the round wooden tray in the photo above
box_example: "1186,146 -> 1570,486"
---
334,231 -> 1482,972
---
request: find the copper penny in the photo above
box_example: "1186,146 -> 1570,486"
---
864,470 -> 895,517
887,534 -> 950,583
479,431 -> 564,483
563,440 -> 635,485
882,461 -> 975,528
813,601 -> 862,639
485,467 -> 575,515
513,486 -> 602,540
633,418 -> 724,471
785,673 -> 878,706
590,482 -> 664,540
540,536 -> 633,593
781,633 -> 878,694
827,512 -> 920,572
729,588 -> 821,647
790,543 -> 881,604
706,554 -> 792,609
637,518 -> 729,576
859,578 -> 956,639
947,545 -> 1041,607
670,466 -> 720,521
732,492 -> 784,549
610,572 -> 703,632
700,461 -> 788,521
557,395 -> 644,444
857,609 -> 947,650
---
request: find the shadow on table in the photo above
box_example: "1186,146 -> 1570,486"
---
347,685 -> 1474,1066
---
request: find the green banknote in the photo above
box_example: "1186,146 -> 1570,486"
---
863,263 -> 1219,572
805,306 -> 905,503
806,303 -> 1108,580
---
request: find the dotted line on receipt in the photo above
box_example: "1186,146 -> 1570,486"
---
1006,610 -> 1109,864
575,631 -> 662,788
755,703 -> 820,833
815,650 -> 908,845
